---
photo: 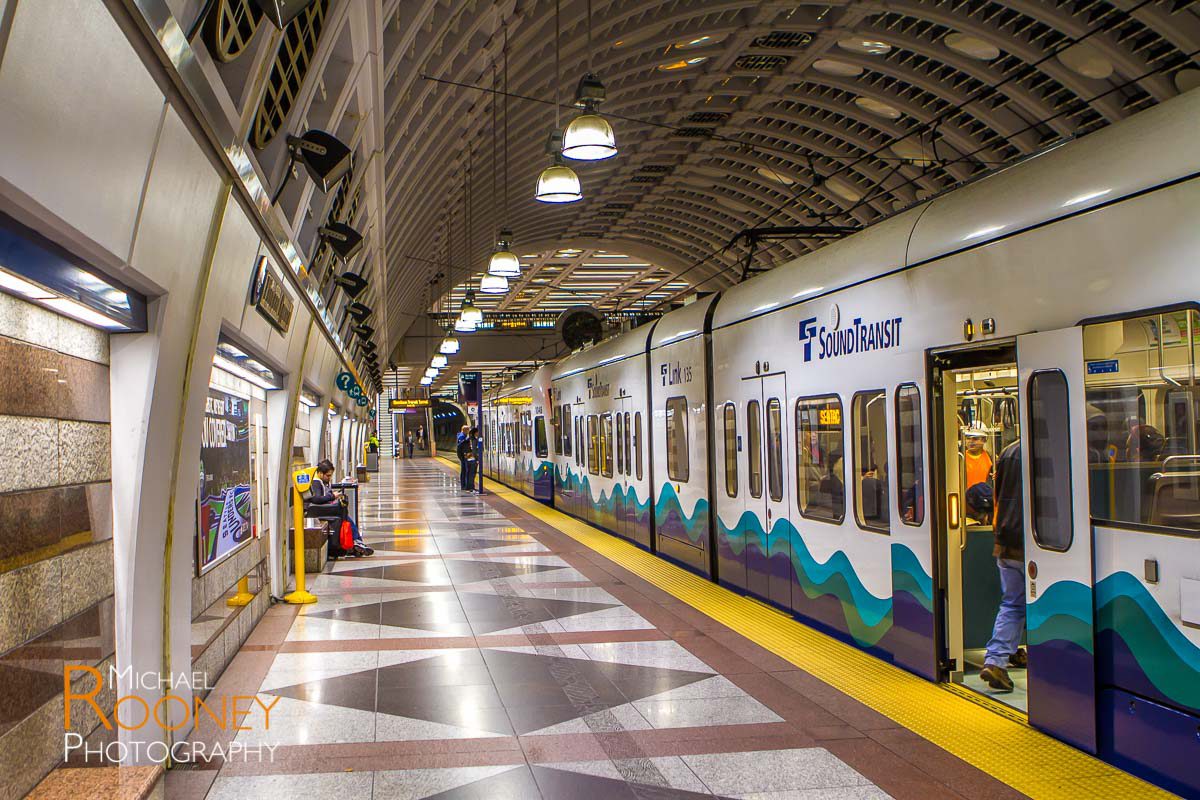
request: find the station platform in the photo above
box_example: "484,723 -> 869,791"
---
170,458 -> 1166,800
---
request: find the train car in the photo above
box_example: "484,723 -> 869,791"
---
648,294 -> 718,576
551,325 -> 654,548
486,90 -> 1200,795
483,367 -> 553,502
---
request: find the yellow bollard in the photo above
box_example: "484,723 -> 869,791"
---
284,470 -> 317,605
226,576 -> 253,607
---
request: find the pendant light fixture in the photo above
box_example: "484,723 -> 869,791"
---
536,0 -> 583,202
487,30 -> 518,288
425,366 -> 439,379
562,0 -> 617,161
439,328 -> 460,354
459,288 -> 483,325
420,375 -> 433,386
431,353 -> 448,369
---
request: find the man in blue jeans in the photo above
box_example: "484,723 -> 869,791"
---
980,439 -> 1026,692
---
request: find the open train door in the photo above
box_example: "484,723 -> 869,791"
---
1017,328 -> 1097,753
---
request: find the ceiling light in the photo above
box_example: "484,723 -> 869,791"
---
944,32 -> 1000,61
318,222 -> 365,262
425,367 -> 439,378
431,353 -> 448,369
0,269 -> 54,299
812,59 -> 863,77
420,376 -> 433,385
1057,42 -> 1113,80
480,273 -> 509,294
212,354 -> 278,390
454,316 -> 477,332
42,297 -> 130,330
535,131 -> 582,203
488,232 -> 521,277
459,289 -> 483,324
562,75 -> 617,161
439,331 -> 460,354
890,138 -> 934,167
657,56 -> 708,71
674,34 -> 725,50
837,37 -> 892,55
854,96 -> 901,119
756,165 -> 795,185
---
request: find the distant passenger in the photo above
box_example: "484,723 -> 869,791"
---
458,427 -> 480,491
1125,423 -> 1165,464
980,439 -> 1025,692
405,431 -> 415,459
456,425 -> 469,487
962,425 -> 993,490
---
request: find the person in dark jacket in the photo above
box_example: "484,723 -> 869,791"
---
456,425 -> 470,488
458,427 -> 480,491
305,459 -> 373,558
980,439 -> 1024,691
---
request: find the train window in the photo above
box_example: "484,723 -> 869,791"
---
724,403 -> 737,498
895,384 -> 925,526
576,416 -> 583,465
635,412 -> 644,481
562,404 -> 572,456
1029,371 -> 1073,551
551,406 -> 560,455
587,415 -> 598,475
666,396 -> 689,482
615,412 -> 624,475
852,390 -> 890,533
534,415 -> 548,458
1084,310 -> 1200,534
624,412 -> 632,476
602,413 -> 614,477
796,395 -> 845,523
767,398 -> 784,502
747,400 -> 762,499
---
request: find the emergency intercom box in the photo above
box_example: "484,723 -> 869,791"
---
292,466 -> 317,500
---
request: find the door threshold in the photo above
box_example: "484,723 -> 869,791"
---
942,682 -> 1029,725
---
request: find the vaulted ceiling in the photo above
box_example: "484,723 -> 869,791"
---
378,0 -> 1199,372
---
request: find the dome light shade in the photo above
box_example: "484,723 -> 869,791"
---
425,367 -> 439,378
487,250 -> 520,277
562,113 -> 617,161
439,333 -> 460,354
480,273 -> 510,294
535,164 -> 582,203
460,290 -> 483,324
431,353 -> 448,369
420,375 -> 433,385
454,316 -> 477,332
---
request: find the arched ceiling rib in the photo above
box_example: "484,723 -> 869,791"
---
378,0 -> 1199,354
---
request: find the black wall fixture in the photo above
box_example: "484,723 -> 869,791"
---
346,301 -> 373,322
271,129 -> 352,203
318,222 -> 365,262
351,322 -> 375,339
333,271 -> 368,299
188,0 -> 319,40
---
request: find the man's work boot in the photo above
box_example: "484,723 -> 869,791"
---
980,665 -> 1015,692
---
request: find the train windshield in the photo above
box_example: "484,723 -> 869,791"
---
1084,309 -> 1200,533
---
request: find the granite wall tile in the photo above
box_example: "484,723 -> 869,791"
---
58,421 -> 111,485
0,628 -> 63,739
0,293 -> 58,353
57,352 -> 110,422
55,314 -> 109,366
0,487 -> 61,566
0,337 -> 61,418
66,655 -> 115,739
59,540 -> 114,620
0,415 -> 60,493
0,691 -> 62,800
0,558 -> 62,653
85,482 -> 113,543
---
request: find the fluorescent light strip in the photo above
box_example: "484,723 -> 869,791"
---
213,354 -> 278,390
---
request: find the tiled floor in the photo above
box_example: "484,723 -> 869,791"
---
173,458 -> 1026,800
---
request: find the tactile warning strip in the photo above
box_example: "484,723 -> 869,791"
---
456,465 -> 1173,800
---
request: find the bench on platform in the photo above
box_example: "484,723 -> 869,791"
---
288,522 -> 331,572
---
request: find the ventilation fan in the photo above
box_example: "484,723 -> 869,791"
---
556,306 -> 605,351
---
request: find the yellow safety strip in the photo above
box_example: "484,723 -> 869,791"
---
444,461 -> 1172,800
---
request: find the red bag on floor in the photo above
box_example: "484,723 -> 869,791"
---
339,520 -> 354,551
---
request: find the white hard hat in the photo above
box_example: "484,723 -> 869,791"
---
963,424 -> 988,439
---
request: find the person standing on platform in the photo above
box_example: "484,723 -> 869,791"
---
405,430 -> 415,459
457,427 -> 478,491
456,424 -> 469,488
980,438 -> 1025,692
417,425 -> 426,450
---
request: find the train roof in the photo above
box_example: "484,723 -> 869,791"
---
553,321 -> 656,379
712,88 -> 1200,330
651,293 -> 718,348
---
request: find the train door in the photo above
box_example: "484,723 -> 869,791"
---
741,373 -> 792,609
1016,328 -> 1097,753
931,343 -> 1025,711
614,398 -> 632,539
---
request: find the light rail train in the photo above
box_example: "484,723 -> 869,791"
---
481,90 -> 1200,796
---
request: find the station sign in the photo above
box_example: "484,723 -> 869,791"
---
249,256 -> 295,334
389,398 -> 431,410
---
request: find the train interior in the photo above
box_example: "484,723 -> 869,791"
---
933,346 -> 1028,712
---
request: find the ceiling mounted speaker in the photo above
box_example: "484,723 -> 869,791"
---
333,271 -> 368,299
285,130 -> 352,194
252,0 -> 319,29
556,305 -> 605,351
359,339 -> 378,353
351,323 -> 375,339
346,301 -> 373,322
319,223 -> 365,262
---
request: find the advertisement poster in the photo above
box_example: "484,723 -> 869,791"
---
198,388 -> 254,573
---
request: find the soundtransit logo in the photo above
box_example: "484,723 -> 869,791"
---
799,314 -> 903,362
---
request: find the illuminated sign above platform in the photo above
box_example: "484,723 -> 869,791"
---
389,399 -> 431,410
